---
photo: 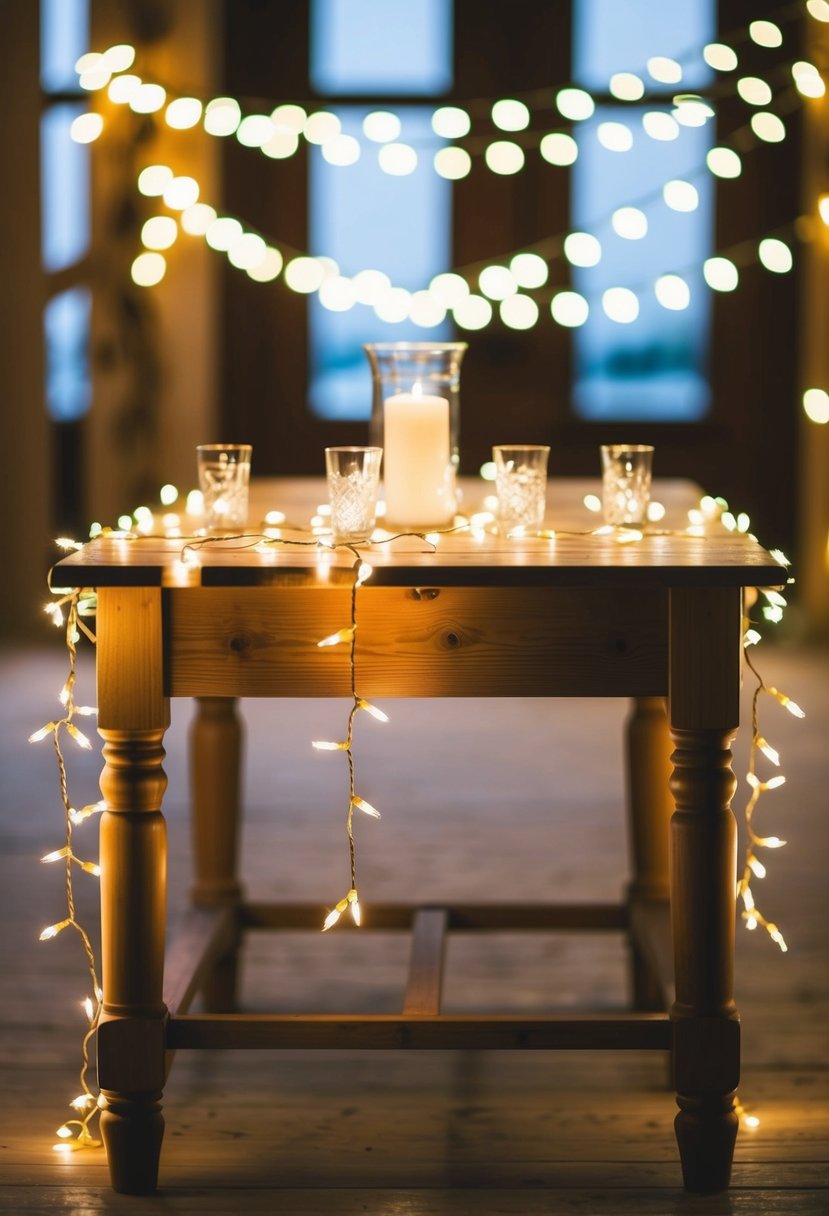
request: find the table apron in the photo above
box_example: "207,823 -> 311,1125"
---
164,585 -> 668,699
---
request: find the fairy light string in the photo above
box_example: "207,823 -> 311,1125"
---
30,579 -> 104,1151
737,632 -> 804,953
68,2 -> 829,329
181,524 -> 450,928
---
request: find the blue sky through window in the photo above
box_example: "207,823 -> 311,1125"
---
309,107 -> 451,420
40,103 -> 90,273
40,0 -> 89,92
44,288 -> 92,422
309,0 -> 453,420
572,0 -> 715,421
311,0 -> 452,95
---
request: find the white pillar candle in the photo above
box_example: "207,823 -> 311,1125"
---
383,389 -> 454,527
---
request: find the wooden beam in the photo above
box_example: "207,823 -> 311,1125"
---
167,1013 -> 672,1052
163,906 -> 238,1017
240,901 -> 628,932
403,909 -> 448,1015
628,900 -> 675,1012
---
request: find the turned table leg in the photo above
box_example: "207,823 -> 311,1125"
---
95,588 -> 170,1194
97,729 -> 168,1194
625,696 -> 673,1011
668,586 -> 742,1193
670,727 -> 740,1191
189,696 -> 244,1011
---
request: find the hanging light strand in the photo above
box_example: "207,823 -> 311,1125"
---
30,582 -> 103,1151
736,625 -> 802,954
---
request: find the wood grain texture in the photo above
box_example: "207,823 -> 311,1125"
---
96,587 -> 170,731
403,908 -> 448,1015
167,1012 -> 673,1052
166,585 -> 669,698
669,586 -> 743,731
163,905 -> 237,1017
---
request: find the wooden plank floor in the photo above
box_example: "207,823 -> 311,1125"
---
1,641 -> 827,1214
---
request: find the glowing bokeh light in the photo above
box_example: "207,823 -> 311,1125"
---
803,388 -> 829,423
707,147 -> 742,178
510,253 -> 548,288
453,294 -> 493,330
479,265 -> 517,300
539,132 -> 578,164
611,207 -> 648,239
563,232 -> 602,267
500,294 -> 539,329
597,122 -> 633,152
165,97 -> 203,129
550,291 -> 589,327
492,99 -> 530,130
431,106 -> 471,138
602,287 -> 639,323
556,87 -> 595,121
362,110 -> 401,142
378,143 -> 418,175
141,216 -> 178,250
434,146 -> 471,178
654,274 -> 691,310
642,111 -> 679,141
663,179 -> 699,211
204,97 -> 242,136
131,252 -> 166,287
703,256 -> 739,291
485,141 -> 525,174
758,238 -> 793,273
70,112 -> 103,143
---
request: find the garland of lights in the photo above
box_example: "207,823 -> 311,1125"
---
34,489 -> 798,1147
70,5 -> 826,183
30,581 -> 103,1151
65,1 -> 829,336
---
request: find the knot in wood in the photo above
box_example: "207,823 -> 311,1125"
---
411,587 -> 440,601
228,632 -> 251,655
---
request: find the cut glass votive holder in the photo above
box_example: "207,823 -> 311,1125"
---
493,444 -> 550,533
325,446 -> 383,543
196,443 -> 252,531
600,444 -> 654,526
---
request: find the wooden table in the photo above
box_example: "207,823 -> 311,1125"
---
54,477 -> 784,1196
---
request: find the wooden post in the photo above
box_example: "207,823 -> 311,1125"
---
189,696 -> 244,1011
95,588 -> 170,1194
668,586 -> 742,1193
625,696 -> 673,1011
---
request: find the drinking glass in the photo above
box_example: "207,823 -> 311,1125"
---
325,446 -> 383,543
600,444 -> 654,526
493,445 -> 550,533
196,444 -> 252,531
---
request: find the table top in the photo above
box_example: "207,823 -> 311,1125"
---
53,477 -> 786,590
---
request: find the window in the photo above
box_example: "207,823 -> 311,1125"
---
40,0 -> 92,424
308,0 -> 453,419
571,0 -> 715,421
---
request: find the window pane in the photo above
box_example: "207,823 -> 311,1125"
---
574,0 -> 713,92
571,0 -> 715,421
571,108 -> 712,422
40,103 -> 90,272
44,287 -> 92,421
40,0 -> 89,93
309,107 -> 451,420
311,0 -> 453,95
